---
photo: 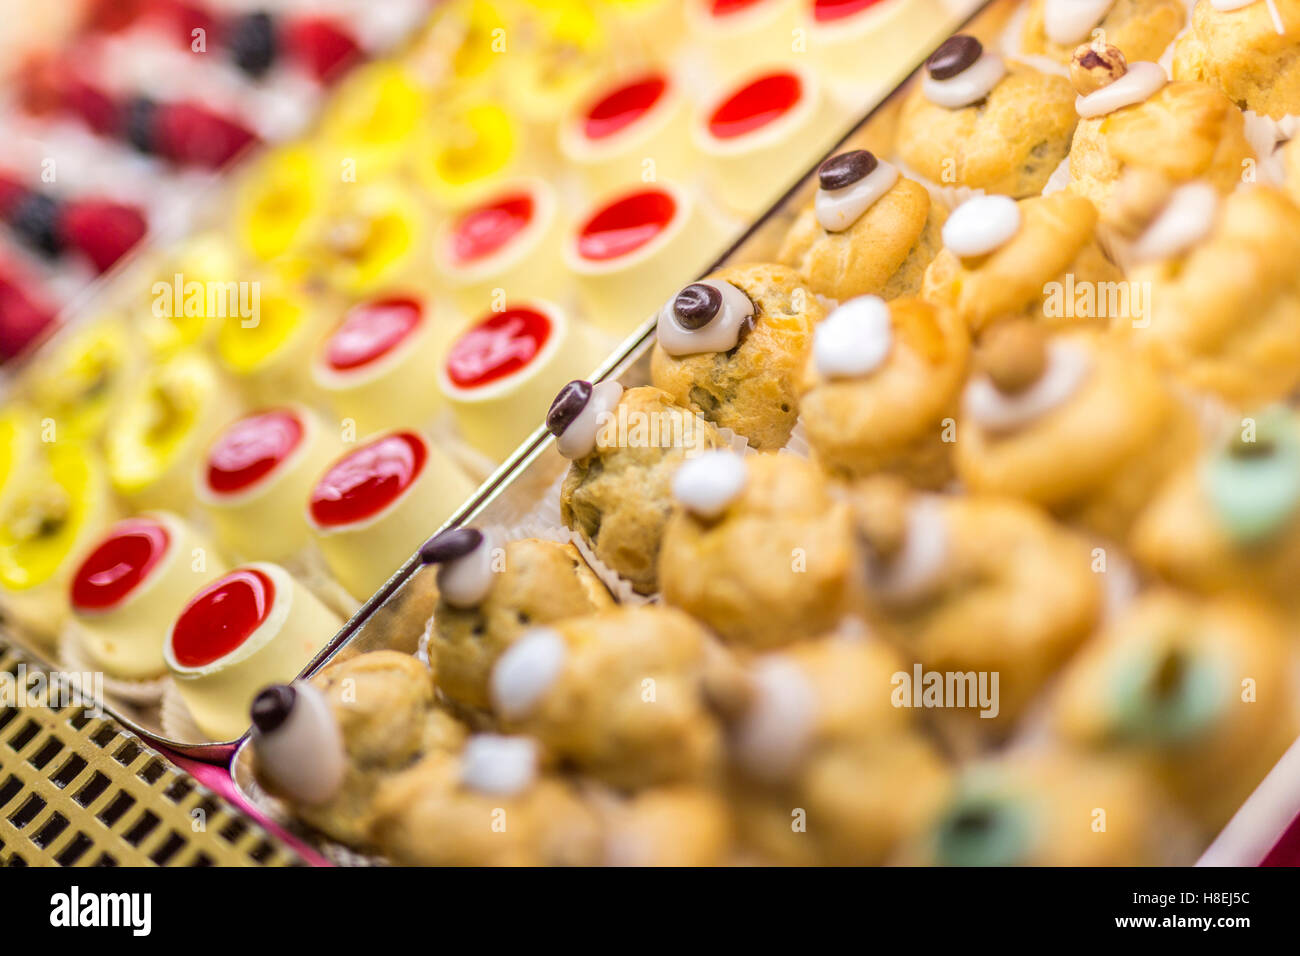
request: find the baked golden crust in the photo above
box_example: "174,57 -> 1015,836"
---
497,606 -> 723,789
428,538 -> 613,711
560,385 -> 723,595
1020,0 -> 1187,65
649,263 -> 821,451
896,63 -> 1078,197
777,176 -> 947,302
1068,80 -> 1255,223
601,786 -> 734,866
1122,186 -> 1300,405
659,454 -> 860,649
954,332 -> 1199,541
796,297 -> 970,486
921,193 -> 1121,333
1052,591 -> 1300,832
1172,0 -> 1300,119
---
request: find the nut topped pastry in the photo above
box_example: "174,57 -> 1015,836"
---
795,295 -> 970,486
921,193 -> 1123,333
418,529 -> 613,711
650,263 -> 823,451
659,452 -> 860,649
1172,0 -> 1300,120
553,383 -> 723,595
896,34 -> 1078,197
1020,0 -> 1187,66
954,324 -> 1198,541
778,150 -> 947,302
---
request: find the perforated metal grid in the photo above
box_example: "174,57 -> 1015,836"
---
0,635 -> 303,867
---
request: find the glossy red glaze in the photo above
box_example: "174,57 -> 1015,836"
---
707,71 -> 803,140
170,567 -> 275,668
575,189 -> 677,261
71,518 -> 171,612
445,307 -> 553,389
324,297 -> 423,372
206,409 -> 305,496
309,431 -> 427,527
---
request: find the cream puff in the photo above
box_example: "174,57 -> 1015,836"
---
418,528 -> 614,711
307,431 -> 476,602
795,295 -> 969,486
438,300 -> 606,462
954,322 -> 1198,542
488,606 -> 723,789
1052,590 -> 1300,832
659,452 -> 860,649
1172,0 -> 1300,120
650,263 -> 822,451
165,562 -> 342,742
600,786 -> 734,866
896,35 -> 1078,197
1020,0 -> 1187,66
921,192 -> 1124,333
198,406 -> 344,564
68,512 -> 227,681
778,150 -> 948,302
553,382 -> 724,595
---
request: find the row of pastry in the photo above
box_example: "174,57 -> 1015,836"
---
251,4 -> 1300,864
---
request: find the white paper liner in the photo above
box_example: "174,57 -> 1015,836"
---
893,156 -> 987,212
160,680 -> 211,745
57,626 -> 169,706
1040,154 -> 1073,195
782,419 -> 812,460
1242,110 -> 1299,187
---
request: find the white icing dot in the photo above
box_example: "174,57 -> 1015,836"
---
734,659 -> 818,782
814,160 -> 901,233
814,296 -> 893,380
870,497 -> 950,605
459,734 -> 539,796
943,195 -> 1022,257
557,380 -> 624,460
1211,0 -> 1258,10
655,280 -> 755,358
437,533 -> 495,609
1130,183 -> 1219,263
253,683 -> 346,807
923,51 -> 1008,109
490,628 -> 568,721
1044,0 -> 1116,46
963,340 -> 1092,432
672,451 -> 748,519
1075,61 -> 1167,119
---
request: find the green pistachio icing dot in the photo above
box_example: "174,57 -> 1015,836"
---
933,788 -> 1034,867
1204,409 -> 1300,546
1110,643 -> 1223,746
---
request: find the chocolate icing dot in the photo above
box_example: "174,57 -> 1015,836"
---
251,684 -> 295,734
927,35 -> 983,81
673,283 -> 723,330
420,527 -> 485,565
818,150 -> 879,191
546,380 -> 593,437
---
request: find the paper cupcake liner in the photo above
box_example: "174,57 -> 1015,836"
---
1040,154 -> 1072,196
782,419 -> 813,460
160,681 -> 212,745
57,626 -> 170,706
1242,110 -> 1299,187
893,156 -> 986,212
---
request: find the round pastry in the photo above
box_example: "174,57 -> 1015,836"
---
778,150 -> 948,302
920,193 -> 1124,333
1131,408 -> 1300,607
215,279 -> 330,406
906,751 -> 1182,865
1020,0 -> 1187,66
0,441 -> 117,644
488,606 -> 723,789
418,529 -> 614,711
1052,590 -> 1299,832
438,300 -> 606,462
139,234 -> 239,358
559,71 -> 696,196
649,263 -> 822,451
235,144 -> 326,264
432,178 -> 567,317
368,736 -> 603,866
1066,41 -> 1255,224
198,406 -> 344,564
599,0 -> 686,60
659,452 -> 860,648
0,405 -> 38,519
693,64 -> 843,217
554,383 -> 724,595
1172,0 -> 1300,120
795,295 -> 969,486
896,35 -> 1078,197
1120,184 -> 1300,406
564,182 -> 733,335
850,477 -> 1103,737
312,295 -> 459,437
495,0 -> 609,130
601,786 -> 734,866
319,61 -> 426,176
718,635 -> 951,865
307,431 -> 476,602
251,650 -> 467,847
684,0 -> 805,76
104,351 -> 244,512
23,315 -> 138,444
164,562 -> 342,742
954,323 -> 1199,542
412,101 -> 522,209
69,512 -> 228,681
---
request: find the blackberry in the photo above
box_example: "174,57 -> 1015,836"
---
228,12 -> 277,79
122,96 -> 159,154
8,193 -> 64,258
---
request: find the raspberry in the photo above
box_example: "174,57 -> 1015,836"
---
59,199 -> 148,273
0,175 -> 28,219
62,76 -> 120,137
152,101 -> 258,168
0,267 -> 57,361
227,11 -> 277,78
8,193 -> 64,258
283,17 -> 361,82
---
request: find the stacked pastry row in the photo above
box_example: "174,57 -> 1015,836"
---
254,2 -> 1300,865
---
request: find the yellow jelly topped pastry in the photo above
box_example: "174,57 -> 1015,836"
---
0,404 -> 38,517
216,279 -> 323,392
415,0 -> 514,90
25,316 -> 136,444
321,62 -> 427,174
415,101 -> 520,207
236,144 -> 326,263
504,0 -> 608,125
140,233 -> 241,357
